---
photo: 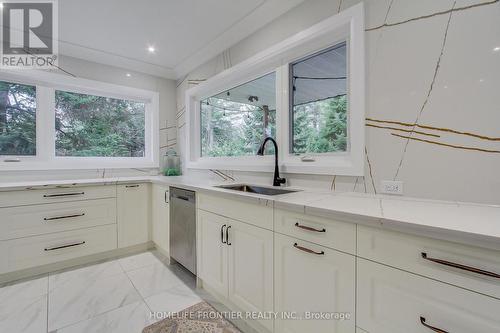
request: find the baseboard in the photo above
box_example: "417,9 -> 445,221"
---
0,242 -> 154,285
152,244 -> 170,263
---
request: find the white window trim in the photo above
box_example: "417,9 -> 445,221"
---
185,3 -> 364,175
0,70 -> 159,171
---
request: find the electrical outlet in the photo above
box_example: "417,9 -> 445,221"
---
381,180 -> 404,195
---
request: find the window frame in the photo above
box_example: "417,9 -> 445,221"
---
185,3 -> 365,175
0,70 -> 159,171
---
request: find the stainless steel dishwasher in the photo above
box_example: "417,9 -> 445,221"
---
170,187 -> 196,275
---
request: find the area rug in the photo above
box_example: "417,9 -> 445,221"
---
142,301 -> 242,333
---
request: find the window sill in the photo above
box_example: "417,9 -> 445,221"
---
187,158 -> 363,176
0,159 -> 158,171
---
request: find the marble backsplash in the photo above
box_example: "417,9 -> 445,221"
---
174,0 -> 500,205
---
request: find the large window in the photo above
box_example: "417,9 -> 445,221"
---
55,91 -> 145,157
186,3 -> 365,175
290,42 -> 347,155
0,72 -> 159,170
200,73 -> 276,157
0,81 -> 37,156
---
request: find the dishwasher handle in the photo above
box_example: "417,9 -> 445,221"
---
170,188 -> 195,203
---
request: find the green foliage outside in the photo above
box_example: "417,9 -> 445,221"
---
0,81 -> 146,158
292,95 -> 347,154
201,95 -> 347,157
55,91 -> 145,157
201,97 -> 275,157
0,81 -> 37,156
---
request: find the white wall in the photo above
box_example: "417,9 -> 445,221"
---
176,0 -> 500,205
0,55 -> 177,182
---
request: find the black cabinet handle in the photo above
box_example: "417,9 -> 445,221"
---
226,226 -> 232,245
295,222 -> 326,233
293,242 -> 325,255
125,184 -> 140,188
44,213 -> 85,221
43,192 -> 84,198
421,252 -> 500,278
420,316 -> 449,333
221,224 -> 227,244
44,241 -> 86,251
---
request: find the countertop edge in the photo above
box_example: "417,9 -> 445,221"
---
1,176 -> 499,251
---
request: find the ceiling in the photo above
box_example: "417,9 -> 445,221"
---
57,0 -> 305,79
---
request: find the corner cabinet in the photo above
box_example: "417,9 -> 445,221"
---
197,209 -> 274,332
117,183 -> 150,248
274,233 -> 355,333
151,184 -> 170,254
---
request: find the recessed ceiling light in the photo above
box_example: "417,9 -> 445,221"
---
126,73 -> 131,77
147,46 -> 156,54
479,78 -> 484,83
494,46 -> 500,52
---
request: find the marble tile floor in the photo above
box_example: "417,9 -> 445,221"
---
0,251 -> 251,333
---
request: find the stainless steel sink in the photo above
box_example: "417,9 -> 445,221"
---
216,184 -> 299,196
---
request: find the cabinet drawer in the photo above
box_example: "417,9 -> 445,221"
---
274,209 -> 356,254
198,192 -> 273,230
0,224 -> 117,274
0,185 -> 116,208
358,226 -> 500,299
274,233 -> 355,333
0,198 -> 116,240
357,259 -> 500,333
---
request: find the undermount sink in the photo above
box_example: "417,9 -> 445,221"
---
216,184 -> 299,196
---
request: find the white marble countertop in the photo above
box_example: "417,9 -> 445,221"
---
1,175 -> 499,251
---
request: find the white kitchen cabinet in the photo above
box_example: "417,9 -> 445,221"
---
0,224 -> 117,274
197,208 -> 274,331
357,258 -> 500,333
197,209 -> 228,297
357,225 -> 500,299
228,219 -> 274,331
274,233 -> 356,333
117,183 -> 150,248
152,184 -> 170,254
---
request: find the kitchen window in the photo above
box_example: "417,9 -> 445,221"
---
290,42 -> 347,155
0,71 -> 159,170
200,72 -> 276,157
185,3 -> 364,175
55,91 -> 146,158
0,81 -> 37,157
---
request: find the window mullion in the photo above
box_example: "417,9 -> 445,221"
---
36,86 -> 55,163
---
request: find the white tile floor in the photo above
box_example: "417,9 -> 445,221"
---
0,251 -> 203,333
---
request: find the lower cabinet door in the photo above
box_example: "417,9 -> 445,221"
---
197,210 -> 228,297
117,183 -> 150,247
151,184 -> 169,253
274,233 -> 355,333
357,258 -> 500,333
227,219 -> 274,332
